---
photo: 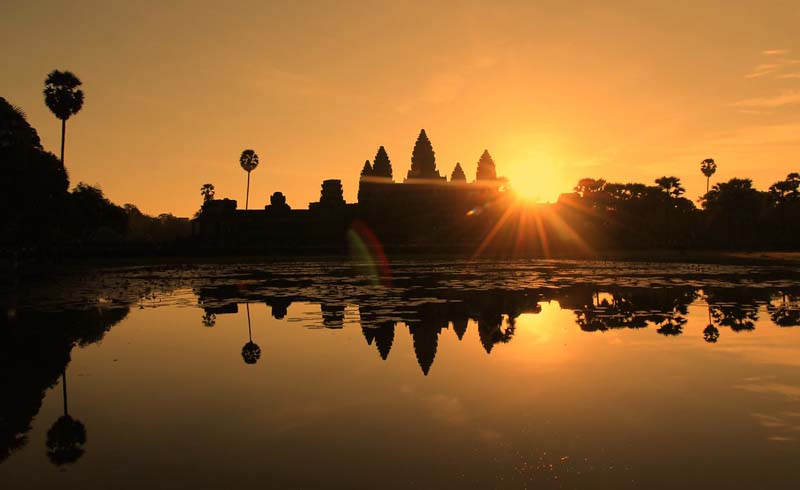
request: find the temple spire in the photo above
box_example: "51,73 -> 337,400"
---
406,129 -> 442,180
476,149 -> 497,181
372,146 -> 393,180
360,160 -> 373,178
451,162 -> 466,182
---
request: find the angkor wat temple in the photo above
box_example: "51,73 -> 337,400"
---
192,129 -> 523,252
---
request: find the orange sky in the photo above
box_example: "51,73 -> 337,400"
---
2,0 -> 799,216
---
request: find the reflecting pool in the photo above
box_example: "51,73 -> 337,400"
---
1,259 -> 800,489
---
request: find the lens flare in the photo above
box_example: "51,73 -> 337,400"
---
347,220 -> 391,287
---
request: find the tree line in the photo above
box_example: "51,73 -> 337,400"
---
1,71 -> 190,254
560,167 -> 800,250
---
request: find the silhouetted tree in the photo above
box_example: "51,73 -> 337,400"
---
407,129 -> 441,180
239,149 -> 259,210
372,146 -> 393,180
0,97 -> 69,245
768,173 -> 800,206
450,162 -> 466,182
0,102 -> 69,246
574,178 -> 607,198
476,150 -> 497,181
43,70 -> 84,167
200,183 -> 215,202
126,204 -> 191,242
655,176 -> 685,199
700,158 -> 717,193
702,178 -> 765,248
67,183 -> 128,241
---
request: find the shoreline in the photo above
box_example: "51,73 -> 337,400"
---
2,249 -> 800,278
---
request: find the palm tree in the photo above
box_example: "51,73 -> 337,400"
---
239,149 -> 259,210
200,183 -> 215,202
43,70 -> 84,166
655,176 -> 685,199
700,158 -> 717,193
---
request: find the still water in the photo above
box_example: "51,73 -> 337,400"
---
1,259 -> 800,489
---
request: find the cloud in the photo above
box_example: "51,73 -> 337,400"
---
745,50 -> 799,79
704,122 -> 800,148
745,63 -> 780,79
777,73 -> 800,79
762,49 -> 790,56
732,90 -> 800,109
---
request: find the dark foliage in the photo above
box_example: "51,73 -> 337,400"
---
43,71 -> 84,121
125,204 -> 191,243
67,183 -> 128,242
46,415 -> 86,466
0,97 -> 69,246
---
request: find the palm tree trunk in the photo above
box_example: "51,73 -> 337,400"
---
60,119 -> 66,165
62,370 -> 68,416
706,176 -> 710,194
245,171 -> 251,210
246,303 -> 252,342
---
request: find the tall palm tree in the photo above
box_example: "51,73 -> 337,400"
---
239,149 -> 259,210
700,158 -> 717,193
43,70 -> 84,166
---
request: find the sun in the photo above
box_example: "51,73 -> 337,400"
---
511,181 -> 546,202
506,169 -> 568,203
499,143 -> 571,203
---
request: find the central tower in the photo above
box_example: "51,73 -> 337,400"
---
405,129 -> 444,181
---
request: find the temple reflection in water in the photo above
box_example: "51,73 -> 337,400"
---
195,284 -> 800,376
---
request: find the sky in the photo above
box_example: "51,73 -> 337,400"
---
2,0 -> 799,216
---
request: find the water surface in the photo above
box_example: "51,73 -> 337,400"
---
2,259 -> 799,489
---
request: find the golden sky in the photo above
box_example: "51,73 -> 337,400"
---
2,0 -> 799,216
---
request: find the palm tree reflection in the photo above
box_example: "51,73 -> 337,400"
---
703,306 -> 719,343
201,312 -> 216,327
241,304 -> 261,365
46,368 -> 86,466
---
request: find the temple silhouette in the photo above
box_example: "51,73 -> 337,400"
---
192,129 -> 515,252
